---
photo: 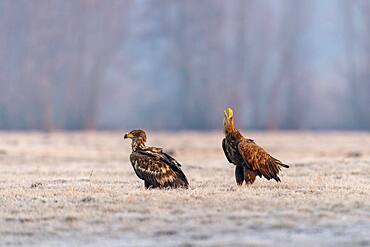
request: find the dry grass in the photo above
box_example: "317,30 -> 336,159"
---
0,131 -> 369,246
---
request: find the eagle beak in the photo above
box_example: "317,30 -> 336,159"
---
124,133 -> 134,139
227,107 -> 233,119
224,107 -> 233,120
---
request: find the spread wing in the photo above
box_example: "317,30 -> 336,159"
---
130,149 -> 188,189
238,139 -> 289,182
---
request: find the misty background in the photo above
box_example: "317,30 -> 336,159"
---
0,0 -> 369,131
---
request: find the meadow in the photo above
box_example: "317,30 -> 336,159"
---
0,131 -> 369,246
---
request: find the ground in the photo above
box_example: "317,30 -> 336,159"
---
0,131 -> 369,246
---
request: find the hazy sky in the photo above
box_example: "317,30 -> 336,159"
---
0,0 -> 369,130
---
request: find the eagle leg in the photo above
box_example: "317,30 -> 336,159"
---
244,168 -> 257,184
235,165 -> 244,185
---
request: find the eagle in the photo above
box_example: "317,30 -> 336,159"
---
222,108 -> 289,185
123,129 -> 189,189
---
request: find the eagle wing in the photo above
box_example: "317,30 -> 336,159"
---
142,146 -> 182,168
238,139 -> 289,182
222,138 -> 233,163
130,149 -> 188,188
222,138 -> 247,167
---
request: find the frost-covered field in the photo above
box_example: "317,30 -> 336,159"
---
0,131 -> 369,246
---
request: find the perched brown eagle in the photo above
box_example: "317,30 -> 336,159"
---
124,129 -> 189,189
222,108 -> 289,185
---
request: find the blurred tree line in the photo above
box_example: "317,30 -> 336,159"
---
0,0 -> 369,130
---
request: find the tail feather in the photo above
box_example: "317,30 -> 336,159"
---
273,158 -> 289,168
174,169 -> 189,189
279,163 -> 289,168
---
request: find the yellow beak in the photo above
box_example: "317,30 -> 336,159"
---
224,107 -> 233,119
124,133 -> 134,139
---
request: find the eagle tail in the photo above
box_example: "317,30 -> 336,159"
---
279,163 -> 289,168
173,169 -> 189,189
273,158 -> 289,168
174,178 -> 189,189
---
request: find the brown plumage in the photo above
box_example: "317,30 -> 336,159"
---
124,129 -> 189,189
222,108 -> 289,185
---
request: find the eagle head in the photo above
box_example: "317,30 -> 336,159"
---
223,107 -> 235,134
124,129 -> 147,143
